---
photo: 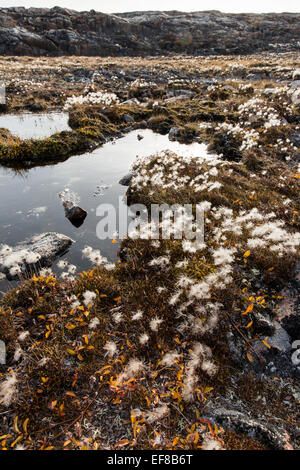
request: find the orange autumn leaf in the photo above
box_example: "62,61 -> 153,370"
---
115,439 -> 130,447
242,304 -> 254,315
247,352 -> 253,363
262,339 -> 271,349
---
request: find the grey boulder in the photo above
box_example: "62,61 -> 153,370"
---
0,232 -> 73,280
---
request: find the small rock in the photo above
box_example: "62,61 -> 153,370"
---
165,95 -> 190,104
291,89 -> 300,105
168,126 -> 179,141
292,69 -> 300,80
253,322 -> 291,355
122,114 -> 134,123
291,133 -> 300,148
119,173 -> 134,186
289,80 -> 300,90
63,201 -> 87,228
252,312 -> 276,336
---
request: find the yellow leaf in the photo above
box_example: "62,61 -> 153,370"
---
194,432 -> 199,445
13,416 -> 19,434
11,436 -> 23,448
242,304 -> 254,315
246,321 -> 253,328
0,435 -> 12,440
115,439 -> 130,447
247,352 -> 253,363
244,250 -> 251,258
131,411 -> 136,426
262,339 -> 271,349
82,334 -> 89,345
23,418 -> 29,434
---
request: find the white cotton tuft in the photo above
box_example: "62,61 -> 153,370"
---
18,331 -> 29,342
202,436 -> 223,450
103,341 -> 118,358
150,317 -> 163,332
139,333 -> 149,345
161,351 -> 180,366
82,290 -> 97,307
0,371 -> 17,406
88,317 -> 100,329
14,347 -> 23,362
132,310 -> 143,321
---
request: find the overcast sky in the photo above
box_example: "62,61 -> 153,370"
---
2,1 -> 299,14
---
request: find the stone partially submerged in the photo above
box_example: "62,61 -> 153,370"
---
63,201 -> 87,228
0,232 -> 73,280
119,173 -> 134,186
58,188 -> 87,228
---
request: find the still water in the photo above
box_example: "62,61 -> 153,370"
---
0,128 -> 213,291
0,112 -> 71,139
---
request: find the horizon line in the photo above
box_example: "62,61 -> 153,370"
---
1,7 -> 299,14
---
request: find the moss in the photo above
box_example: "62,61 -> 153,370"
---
0,103 -> 155,164
223,430 -> 270,450
148,113 -> 174,134
208,131 -> 243,161
1,54 -> 300,450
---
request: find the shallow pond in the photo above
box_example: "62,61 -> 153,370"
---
0,129 -> 213,292
0,112 -> 71,139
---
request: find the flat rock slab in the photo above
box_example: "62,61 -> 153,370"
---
203,399 -> 293,450
0,232 -> 73,280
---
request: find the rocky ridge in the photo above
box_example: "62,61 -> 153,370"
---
0,7 -> 299,56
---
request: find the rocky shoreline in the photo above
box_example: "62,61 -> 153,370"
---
0,7 -> 299,57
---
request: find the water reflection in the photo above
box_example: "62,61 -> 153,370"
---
0,129 -> 215,293
0,112 -> 71,140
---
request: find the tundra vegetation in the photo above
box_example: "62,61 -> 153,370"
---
0,53 -> 299,450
